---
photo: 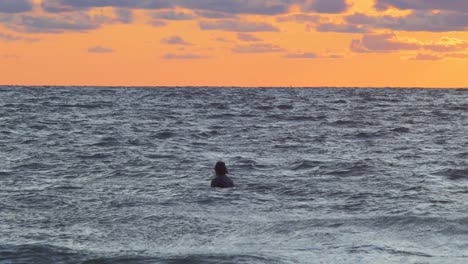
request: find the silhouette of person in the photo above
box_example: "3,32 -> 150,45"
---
211,161 -> 234,188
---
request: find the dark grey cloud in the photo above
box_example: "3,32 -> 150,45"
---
115,8 -> 133,24
195,10 -> 238,19
180,0 -> 290,15
161,36 -> 192,45
4,13 -> 99,33
41,0 -> 296,15
151,10 -> 194,20
41,0 -> 297,15
41,1 -> 80,13
41,0 -> 173,12
88,46 -> 114,53
375,0 -> 468,13
199,20 -> 279,32
0,0 -> 33,13
276,14 -> 320,23
303,0 -> 350,14
232,43 -> 286,53
0,8 -> 137,33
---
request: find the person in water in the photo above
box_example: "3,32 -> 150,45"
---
211,161 -> 234,188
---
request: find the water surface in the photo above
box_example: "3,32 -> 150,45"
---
0,86 -> 467,263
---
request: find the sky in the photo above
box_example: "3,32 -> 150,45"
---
0,0 -> 467,87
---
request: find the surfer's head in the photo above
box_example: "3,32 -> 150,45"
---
215,161 -> 228,176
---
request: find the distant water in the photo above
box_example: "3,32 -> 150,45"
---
0,86 -> 467,264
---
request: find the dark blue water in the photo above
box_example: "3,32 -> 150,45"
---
0,86 -> 467,263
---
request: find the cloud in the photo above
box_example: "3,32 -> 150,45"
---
41,0 -> 173,12
409,52 -> 468,61
409,53 -> 441,61
151,10 -> 194,20
88,46 -> 114,53
4,13 -> 99,33
0,0 -> 33,13
0,9 -> 138,33
375,0 -> 468,13
149,20 -> 167,27
180,0 -> 290,15
199,19 -> 279,32
0,31 -> 38,42
284,52 -> 318,58
237,33 -> 261,42
326,54 -> 344,59
214,37 -> 230,42
163,53 -> 209,59
316,23 -> 367,33
424,37 -> 468,52
350,33 -> 468,53
161,36 -> 192,45
276,14 -> 320,23
41,0 -> 293,15
232,43 -> 286,53
350,34 -> 419,53
302,0 -> 350,14
3,0 -> 466,36
115,8 -> 133,24
41,1 -> 82,13
195,10 -> 237,19
284,52 -> 344,59
346,11 -> 468,32
446,53 -> 468,59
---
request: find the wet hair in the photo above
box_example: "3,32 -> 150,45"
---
215,161 -> 228,175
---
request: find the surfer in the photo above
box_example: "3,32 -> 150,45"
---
211,161 -> 234,188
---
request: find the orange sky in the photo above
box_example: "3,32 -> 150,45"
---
0,0 -> 467,87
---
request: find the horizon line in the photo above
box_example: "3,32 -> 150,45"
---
0,85 -> 467,90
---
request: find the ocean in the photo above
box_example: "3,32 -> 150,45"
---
0,86 -> 467,264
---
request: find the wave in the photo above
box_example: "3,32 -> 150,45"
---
0,244 -> 292,264
0,244 -> 85,264
90,137 -> 120,147
391,127 -> 410,133
350,130 -> 388,139
84,254 -> 290,264
347,244 -> 433,257
289,160 -> 323,171
150,131 -> 176,140
54,103 -> 113,109
322,160 -> 377,177
438,168 -> 468,181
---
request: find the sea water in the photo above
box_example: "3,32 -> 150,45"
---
0,86 -> 467,263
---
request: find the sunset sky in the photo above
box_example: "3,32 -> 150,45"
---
0,0 -> 467,87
